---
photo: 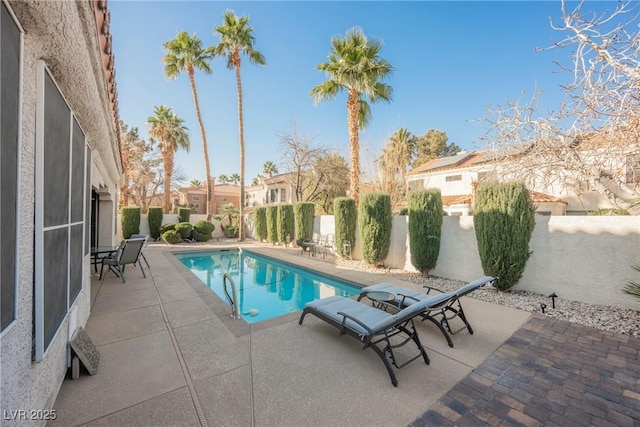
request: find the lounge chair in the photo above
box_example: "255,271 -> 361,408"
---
358,276 -> 495,348
298,293 -> 451,386
130,233 -> 150,268
99,238 -> 147,283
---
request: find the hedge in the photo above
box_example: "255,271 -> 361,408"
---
147,207 -> 163,240
266,205 -> 278,244
474,182 -> 536,291
121,207 -> 140,239
294,202 -> 315,246
408,189 -> 443,274
334,197 -> 356,258
358,193 -> 392,266
254,207 -> 267,242
162,230 -> 182,244
191,220 -> 214,242
174,222 -> 193,239
277,204 -> 295,244
177,207 -> 191,223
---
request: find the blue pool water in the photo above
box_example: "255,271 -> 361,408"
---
174,249 -> 361,323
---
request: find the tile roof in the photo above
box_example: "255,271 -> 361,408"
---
400,191 -> 567,208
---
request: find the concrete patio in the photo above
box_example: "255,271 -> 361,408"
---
52,242 -> 531,426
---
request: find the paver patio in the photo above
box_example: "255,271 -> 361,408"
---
51,242 -> 638,426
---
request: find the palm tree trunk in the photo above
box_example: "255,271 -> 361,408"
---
347,89 -> 361,206
188,67 -> 213,220
163,150 -> 174,214
234,53 -> 245,241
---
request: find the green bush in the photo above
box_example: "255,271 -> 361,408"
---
147,207 -> 163,240
334,198 -> 356,258
409,189 -> 443,274
159,223 -> 175,234
294,202 -> 315,246
174,222 -> 193,239
358,193 -> 392,266
162,230 -> 182,244
177,207 -> 191,223
474,182 -> 536,291
254,207 -> 267,241
266,206 -> 278,244
121,207 -> 140,239
399,207 -> 409,216
277,204 -> 295,244
191,220 -> 214,242
588,208 -> 630,216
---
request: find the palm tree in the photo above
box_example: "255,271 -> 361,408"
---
190,179 -> 202,187
218,174 -> 229,184
310,27 -> 393,206
212,10 -> 266,240
230,173 -> 240,185
147,105 -> 190,213
163,31 -> 214,219
262,160 -> 278,178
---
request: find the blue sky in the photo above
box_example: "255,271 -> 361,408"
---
109,1 -> 602,184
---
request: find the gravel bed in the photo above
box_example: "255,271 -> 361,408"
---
334,258 -> 640,338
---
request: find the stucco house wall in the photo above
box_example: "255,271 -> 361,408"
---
1,1 -> 121,424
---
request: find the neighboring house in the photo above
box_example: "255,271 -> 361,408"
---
245,172 -> 297,207
406,151 -> 567,215
150,181 -> 240,215
1,0 -> 122,419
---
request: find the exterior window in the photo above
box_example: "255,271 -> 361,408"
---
1,1 -> 22,332
192,195 -> 199,201
280,189 -> 286,202
34,62 -> 89,360
270,189 -> 278,203
626,154 -> 640,184
445,174 -> 462,182
194,204 -> 199,209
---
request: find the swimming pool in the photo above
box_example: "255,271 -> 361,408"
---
174,249 -> 361,323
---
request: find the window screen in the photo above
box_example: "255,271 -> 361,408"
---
1,1 -> 21,332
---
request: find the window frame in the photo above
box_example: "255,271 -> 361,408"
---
445,174 -> 462,182
0,0 -> 24,336
34,61 -> 90,361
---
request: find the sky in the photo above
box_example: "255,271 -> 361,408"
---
109,1 -> 609,185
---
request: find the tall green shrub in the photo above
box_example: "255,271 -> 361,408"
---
334,197 -> 356,258
177,207 -> 191,223
254,207 -> 267,242
147,207 -> 163,240
409,189 -> 443,274
294,202 -> 315,246
121,207 -> 140,239
266,206 -> 278,244
277,204 -> 295,244
358,193 -> 392,266
474,182 -> 536,291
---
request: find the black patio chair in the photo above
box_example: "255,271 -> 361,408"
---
99,238 -> 147,283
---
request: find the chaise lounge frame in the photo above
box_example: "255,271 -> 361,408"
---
358,276 -> 495,348
299,293 -> 452,386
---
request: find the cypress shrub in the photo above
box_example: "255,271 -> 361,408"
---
266,206 -> 278,244
254,207 -> 268,242
333,197 -> 356,258
277,204 -> 295,244
147,207 -> 163,240
474,182 -> 536,291
121,207 -> 140,239
358,193 -> 392,266
174,222 -> 193,239
177,207 -> 191,223
409,189 -> 443,274
294,202 -> 315,246
162,230 -> 182,244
